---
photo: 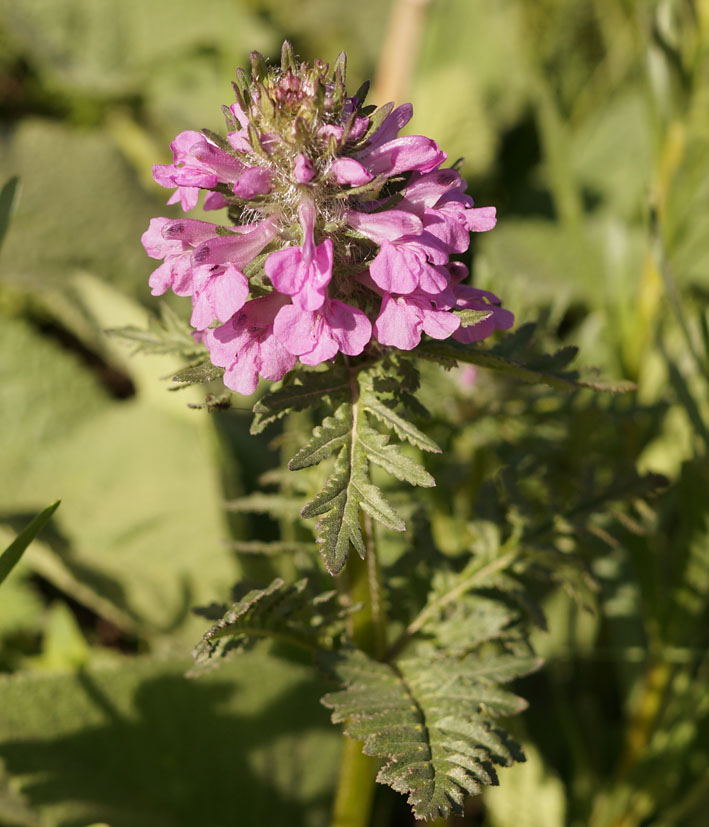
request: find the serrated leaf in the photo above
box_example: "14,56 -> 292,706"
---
289,405 -> 351,471
251,370 -> 350,434
298,400 -> 406,575
417,336 -> 636,393
455,308 -> 494,328
320,648 -> 539,820
191,578 -> 353,674
359,421 -> 435,488
362,392 -> 441,454
108,303 -> 204,360
169,360 -> 224,387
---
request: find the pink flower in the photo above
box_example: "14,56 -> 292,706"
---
265,200 -> 332,311
204,293 -> 296,395
153,130 -> 272,210
189,264 -> 249,330
374,290 -> 460,350
141,217 -> 220,297
368,240 -> 450,295
191,218 -> 278,270
274,299 -> 372,366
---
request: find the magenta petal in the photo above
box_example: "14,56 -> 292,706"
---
366,103 -> 413,149
346,209 -> 423,243
362,136 -> 447,177
404,169 -> 462,208
329,157 -> 373,186
232,166 -> 272,198
204,192 -> 227,210
258,335 -> 297,381
223,348 -> 260,394
293,154 -> 315,183
192,219 -> 277,269
417,262 -> 449,295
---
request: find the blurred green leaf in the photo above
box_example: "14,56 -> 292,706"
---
0,177 -> 20,253
0,501 -> 60,589
0,652 -> 339,827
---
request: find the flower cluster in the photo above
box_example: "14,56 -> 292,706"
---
142,43 -> 512,394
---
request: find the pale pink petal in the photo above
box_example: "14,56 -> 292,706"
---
369,241 -> 420,294
465,206 -> 497,232
374,295 -> 422,350
327,300 -> 372,356
273,305 -> 319,356
421,307 -> 460,339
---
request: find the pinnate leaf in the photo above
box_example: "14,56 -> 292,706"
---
320,648 -> 540,821
191,577 -> 353,675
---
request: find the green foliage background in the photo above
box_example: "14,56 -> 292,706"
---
0,0 -> 708,824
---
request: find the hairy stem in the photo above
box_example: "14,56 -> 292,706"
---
331,512 -> 387,827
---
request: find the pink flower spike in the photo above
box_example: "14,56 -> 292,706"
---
205,293 -> 296,395
189,264 -> 249,330
274,299 -> 372,365
329,157 -> 373,187
294,153 -> 315,183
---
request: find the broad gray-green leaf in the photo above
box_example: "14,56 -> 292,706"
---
321,649 -> 540,821
0,653 -> 339,827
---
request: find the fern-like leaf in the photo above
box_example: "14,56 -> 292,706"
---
320,648 -> 541,820
417,324 -> 636,393
251,368 -> 350,434
190,578 -> 353,675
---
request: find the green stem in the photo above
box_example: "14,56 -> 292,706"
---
331,514 -> 387,827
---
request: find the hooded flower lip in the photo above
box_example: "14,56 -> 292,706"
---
204,293 -> 296,394
142,41 -> 509,394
